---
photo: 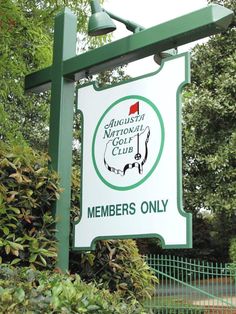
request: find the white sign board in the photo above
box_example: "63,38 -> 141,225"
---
73,53 -> 192,250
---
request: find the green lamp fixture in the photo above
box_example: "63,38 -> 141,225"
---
88,0 -> 116,36
88,0 -> 145,35
88,0 -> 176,64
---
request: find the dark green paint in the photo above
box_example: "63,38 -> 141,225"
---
88,0 -> 116,36
25,4 -> 234,93
48,8 -> 77,272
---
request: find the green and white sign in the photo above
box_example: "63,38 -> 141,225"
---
74,53 -> 192,250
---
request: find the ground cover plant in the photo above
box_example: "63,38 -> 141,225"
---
0,265 -> 148,313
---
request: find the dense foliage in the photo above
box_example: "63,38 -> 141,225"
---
0,0 -> 52,149
0,265 -> 147,313
182,0 -> 236,260
70,239 -> 158,300
0,143 -> 156,302
0,0 -> 108,150
229,238 -> 236,262
137,0 -> 235,261
0,142 -> 60,268
71,169 -> 157,299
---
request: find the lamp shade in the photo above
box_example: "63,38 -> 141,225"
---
88,0 -> 116,36
88,11 -> 116,36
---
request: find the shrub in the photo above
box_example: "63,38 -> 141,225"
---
70,168 -> 157,300
0,142 -> 60,268
229,238 -> 236,282
0,265 -> 147,313
70,239 -> 158,301
229,237 -> 236,262
0,144 -> 157,301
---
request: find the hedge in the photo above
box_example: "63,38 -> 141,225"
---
0,142 -> 60,268
0,265 -> 147,313
0,142 -> 157,302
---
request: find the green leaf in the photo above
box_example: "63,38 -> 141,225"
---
5,245 -> 11,255
29,254 -> 37,263
41,250 -> 57,258
11,258 -> 21,265
36,181 -> 45,189
13,287 -> 25,303
8,241 -> 24,251
39,255 -> 47,266
87,304 -> 101,311
3,226 -> 10,235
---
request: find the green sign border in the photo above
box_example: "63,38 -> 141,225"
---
73,52 -> 192,251
92,95 -> 165,191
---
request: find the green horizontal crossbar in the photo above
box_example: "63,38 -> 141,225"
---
25,66 -> 51,93
25,4 -> 234,93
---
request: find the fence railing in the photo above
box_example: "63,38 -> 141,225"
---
144,255 -> 236,314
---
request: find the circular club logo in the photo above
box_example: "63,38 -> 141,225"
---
92,95 -> 164,190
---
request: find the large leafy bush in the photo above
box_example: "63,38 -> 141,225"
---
229,238 -> 236,262
70,167 -> 157,300
0,144 -> 157,301
0,142 -> 60,268
70,239 -> 158,301
0,265 -> 147,313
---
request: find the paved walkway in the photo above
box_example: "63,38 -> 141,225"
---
193,296 -> 236,307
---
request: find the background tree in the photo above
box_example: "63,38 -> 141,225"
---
0,0 -> 109,150
137,0 -> 235,261
181,0 -> 236,261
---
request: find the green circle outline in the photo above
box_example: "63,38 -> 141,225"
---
92,95 -> 165,191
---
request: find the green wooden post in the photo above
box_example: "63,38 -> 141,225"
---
49,8 -> 77,272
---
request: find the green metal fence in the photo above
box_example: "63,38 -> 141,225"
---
144,255 -> 236,314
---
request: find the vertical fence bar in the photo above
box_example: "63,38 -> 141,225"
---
220,262 -> 223,314
226,263 -> 229,313
212,261 -> 215,312
193,258 -> 196,312
178,255 -> 181,311
211,262 -> 217,311
165,255 -> 168,312
216,261 -> 219,314
172,255 -> 175,310
228,263 -> 230,314
197,258 -> 200,313
206,259 -> 209,314
189,257 -> 192,312
230,264 -> 232,313
151,254 -> 153,310
183,256 -> 186,310
232,264 -> 235,313
231,262 -> 236,312
168,254 -> 170,312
